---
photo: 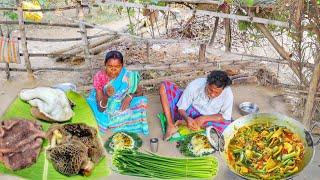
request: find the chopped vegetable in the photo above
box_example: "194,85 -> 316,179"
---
179,133 -> 214,157
104,132 -> 142,153
227,123 -> 305,179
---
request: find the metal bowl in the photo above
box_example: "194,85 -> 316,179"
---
52,83 -> 77,92
239,102 -> 259,115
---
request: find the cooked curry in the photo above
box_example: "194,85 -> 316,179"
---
227,123 -> 304,179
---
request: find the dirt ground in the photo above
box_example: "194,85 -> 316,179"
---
1,77 -> 319,179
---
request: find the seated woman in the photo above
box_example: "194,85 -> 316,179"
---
159,70 -> 233,140
87,50 -> 149,135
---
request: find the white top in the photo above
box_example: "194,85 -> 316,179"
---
176,78 -> 233,120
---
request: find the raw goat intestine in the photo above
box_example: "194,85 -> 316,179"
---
19,87 -> 74,122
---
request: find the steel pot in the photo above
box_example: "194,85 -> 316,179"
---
206,113 -> 320,179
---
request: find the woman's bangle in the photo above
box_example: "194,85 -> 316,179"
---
126,94 -> 133,100
99,100 -> 107,109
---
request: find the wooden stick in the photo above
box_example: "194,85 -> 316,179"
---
158,0 -> 221,4
0,26 -> 9,79
222,5 -> 231,52
89,37 -> 125,55
0,6 -> 76,12
5,62 -> 10,80
16,0 -> 32,78
209,17 -> 219,46
199,44 -> 206,62
22,32 -> 109,42
224,18 -> 231,52
0,67 -> 85,72
51,35 -> 119,59
98,0 -> 289,27
146,41 -> 150,63
254,23 -> 291,60
77,3 -> 92,76
0,20 -> 93,28
140,72 -> 199,85
254,23 -> 309,85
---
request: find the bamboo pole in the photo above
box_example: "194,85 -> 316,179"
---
303,61 -> 320,129
0,6 -> 76,12
0,21 -> 93,28
22,33 -> 109,42
0,67 -> 85,72
99,0 -> 289,27
77,3 -> 93,77
158,0 -> 221,4
16,0 -> 33,78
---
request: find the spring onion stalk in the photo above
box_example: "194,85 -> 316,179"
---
112,150 -> 218,179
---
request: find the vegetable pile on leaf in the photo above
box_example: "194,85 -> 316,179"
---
179,133 -> 215,157
227,123 -> 305,179
104,132 -> 142,153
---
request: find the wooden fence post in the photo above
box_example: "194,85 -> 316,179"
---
224,19 -> 231,52
146,41 -> 150,63
16,0 -> 33,78
199,44 -> 206,62
303,61 -> 320,129
77,2 -> 93,77
209,17 -> 219,46
0,25 -> 10,80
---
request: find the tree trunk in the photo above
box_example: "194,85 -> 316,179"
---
254,23 -> 309,85
303,61 -> 320,129
16,0 -> 33,78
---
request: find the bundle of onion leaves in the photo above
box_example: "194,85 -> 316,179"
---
112,150 -> 218,179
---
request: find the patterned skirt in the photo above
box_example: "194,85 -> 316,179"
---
86,89 -> 149,135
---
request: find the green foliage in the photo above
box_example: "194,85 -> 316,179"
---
245,0 -> 255,7
238,21 -> 253,31
4,11 -> 18,20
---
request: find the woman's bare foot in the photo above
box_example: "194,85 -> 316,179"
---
163,125 -> 178,141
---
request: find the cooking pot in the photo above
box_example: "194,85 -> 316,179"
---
206,113 -> 320,179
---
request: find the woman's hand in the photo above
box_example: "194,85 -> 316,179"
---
106,86 -> 115,97
121,95 -> 132,111
96,89 -> 108,112
186,117 -> 200,131
98,98 -> 107,112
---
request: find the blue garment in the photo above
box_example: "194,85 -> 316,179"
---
86,67 -> 149,135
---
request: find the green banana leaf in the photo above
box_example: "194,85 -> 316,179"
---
157,112 -> 204,142
0,91 -> 109,180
